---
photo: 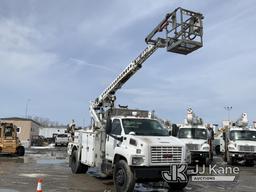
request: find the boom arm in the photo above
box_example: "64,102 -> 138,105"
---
90,7 -> 204,128
93,44 -> 158,109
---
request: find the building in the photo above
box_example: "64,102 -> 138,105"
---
39,126 -> 67,139
0,117 -> 40,148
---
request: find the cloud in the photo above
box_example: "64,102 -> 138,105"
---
68,57 -> 116,73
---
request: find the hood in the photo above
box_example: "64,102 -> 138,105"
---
233,140 -> 256,146
133,136 -> 185,147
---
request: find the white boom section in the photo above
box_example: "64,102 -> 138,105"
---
93,44 -> 157,109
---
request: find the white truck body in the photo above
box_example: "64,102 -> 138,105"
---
220,127 -> 256,164
55,134 -> 69,146
220,113 -> 256,165
175,108 -> 209,164
178,124 -> 209,164
68,114 -> 186,170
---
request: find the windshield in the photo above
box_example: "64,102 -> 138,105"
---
122,119 -> 169,136
178,128 -> 207,140
4,126 -> 14,137
230,130 -> 256,141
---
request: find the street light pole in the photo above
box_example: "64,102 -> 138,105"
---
25,99 -> 31,118
224,106 -> 232,121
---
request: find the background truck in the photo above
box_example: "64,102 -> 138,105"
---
220,113 -> 256,166
173,108 -> 210,165
0,122 -> 25,156
55,133 -> 69,147
68,7 -> 203,192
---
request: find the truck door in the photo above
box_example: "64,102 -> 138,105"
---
105,119 -> 122,161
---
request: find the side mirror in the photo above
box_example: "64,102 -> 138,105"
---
172,124 -> 179,137
116,136 -> 124,142
223,132 -> 226,140
168,130 -> 172,136
128,131 -> 135,135
105,118 -> 112,134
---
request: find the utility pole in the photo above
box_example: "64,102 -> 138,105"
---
25,99 -> 31,118
224,106 -> 232,121
223,106 -> 232,162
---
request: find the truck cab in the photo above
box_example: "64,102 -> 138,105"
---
106,115 -> 186,168
177,124 -> 209,164
220,113 -> 256,166
174,108 -> 210,165
221,127 -> 256,166
55,133 -> 69,147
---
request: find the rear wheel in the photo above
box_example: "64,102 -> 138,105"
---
16,146 -> 25,156
215,145 -> 221,155
245,160 -> 254,167
168,181 -> 188,190
70,149 -> 88,174
227,156 -> 234,165
114,160 -> 135,192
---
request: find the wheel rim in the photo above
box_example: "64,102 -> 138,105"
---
115,167 -> 125,186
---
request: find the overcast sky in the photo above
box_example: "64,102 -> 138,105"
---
0,0 -> 256,127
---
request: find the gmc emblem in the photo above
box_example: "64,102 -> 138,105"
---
163,154 -> 172,158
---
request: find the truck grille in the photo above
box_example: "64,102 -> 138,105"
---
151,146 -> 182,164
186,144 -> 200,151
239,145 -> 255,152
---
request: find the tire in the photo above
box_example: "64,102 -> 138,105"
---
168,181 -> 188,190
227,156 -> 233,165
215,145 -> 220,155
16,146 -> 25,156
70,149 -> 88,174
200,157 -> 210,166
245,160 -> 254,167
113,160 -> 135,192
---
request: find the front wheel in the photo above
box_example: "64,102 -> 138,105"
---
245,160 -> 254,167
227,152 -> 234,165
16,146 -> 25,156
113,160 -> 135,192
70,149 -> 88,174
168,181 -> 188,190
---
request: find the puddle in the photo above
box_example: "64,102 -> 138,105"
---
19,173 -> 48,178
0,189 -> 19,192
37,159 -> 66,164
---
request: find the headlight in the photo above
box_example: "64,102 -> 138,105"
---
132,156 -> 144,165
202,146 -> 209,151
201,143 -> 209,151
228,146 -> 236,151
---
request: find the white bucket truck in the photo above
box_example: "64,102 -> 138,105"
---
175,108 -> 210,164
221,113 -> 256,166
67,7 -> 204,192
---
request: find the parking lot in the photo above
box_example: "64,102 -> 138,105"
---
0,147 -> 255,192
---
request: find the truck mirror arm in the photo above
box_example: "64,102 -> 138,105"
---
108,134 -> 123,142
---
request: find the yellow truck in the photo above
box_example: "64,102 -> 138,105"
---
0,122 -> 25,156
